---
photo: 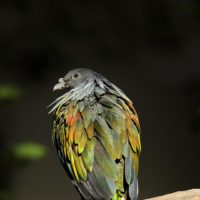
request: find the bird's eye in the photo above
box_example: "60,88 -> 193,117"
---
72,73 -> 80,79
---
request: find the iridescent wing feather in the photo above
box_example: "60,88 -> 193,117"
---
52,87 -> 141,200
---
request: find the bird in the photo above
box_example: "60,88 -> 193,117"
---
49,68 -> 141,200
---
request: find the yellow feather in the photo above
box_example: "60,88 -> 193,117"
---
86,122 -> 94,139
74,119 -> 83,144
69,122 -> 76,144
78,129 -> 87,154
70,152 -> 80,181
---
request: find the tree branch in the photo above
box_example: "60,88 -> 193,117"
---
146,189 -> 200,200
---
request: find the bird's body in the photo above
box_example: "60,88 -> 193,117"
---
50,68 -> 141,200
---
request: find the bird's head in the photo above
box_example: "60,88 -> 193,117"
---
53,68 -> 94,91
49,68 -> 100,113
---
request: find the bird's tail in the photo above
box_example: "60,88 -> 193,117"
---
112,190 -> 138,200
112,178 -> 138,200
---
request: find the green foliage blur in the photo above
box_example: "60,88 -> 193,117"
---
0,85 -> 22,101
0,84 -> 47,200
12,142 -> 47,161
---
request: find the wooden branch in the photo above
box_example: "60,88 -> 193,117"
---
145,189 -> 200,200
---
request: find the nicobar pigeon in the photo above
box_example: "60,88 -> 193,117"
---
49,68 -> 141,200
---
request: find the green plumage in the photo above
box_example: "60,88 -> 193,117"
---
50,68 -> 141,200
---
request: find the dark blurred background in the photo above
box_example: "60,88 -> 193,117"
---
0,0 -> 200,199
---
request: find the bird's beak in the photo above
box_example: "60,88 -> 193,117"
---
53,78 -> 71,91
53,82 -> 65,91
